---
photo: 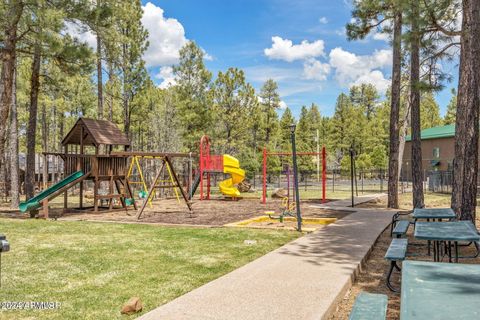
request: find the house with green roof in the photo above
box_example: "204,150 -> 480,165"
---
403,124 -> 456,179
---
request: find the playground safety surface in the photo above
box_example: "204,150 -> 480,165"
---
1,197 -> 353,227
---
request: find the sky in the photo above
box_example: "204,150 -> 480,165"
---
76,0 -> 460,118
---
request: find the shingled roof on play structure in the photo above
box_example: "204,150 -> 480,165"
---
61,117 -> 131,147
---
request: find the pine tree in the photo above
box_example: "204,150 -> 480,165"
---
259,79 -> 280,146
213,68 -> 257,155
173,41 -> 213,151
451,0 -> 480,221
0,0 -> 24,180
116,0 -> 148,137
420,92 -> 443,128
347,0 -> 405,208
443,88 -> 456,125
279,107 -> 295,151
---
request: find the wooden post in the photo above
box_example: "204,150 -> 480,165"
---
93,157 -> 99,212
79,126 -> 84,209
42,198 -> 49,219
137,160 -> 166,219
63,145 -> 68,212
262,147 -> 267,204
165,156 -> 192,212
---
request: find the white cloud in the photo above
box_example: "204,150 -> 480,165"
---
328,47 -> 392,92
279,101 -> 288,109
353,70 -> 390,92
303,58 -> 330,81
202,48 -> 214,61
63,21 -> 97,49
142,2 -> 188,67
335,28 -> 346,37
155,66 -> 177,89
319,17 -> 328,24
373,32 -> 390,42
264,36 -> 326,62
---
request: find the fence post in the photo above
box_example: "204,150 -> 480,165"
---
262,147 -> 267,204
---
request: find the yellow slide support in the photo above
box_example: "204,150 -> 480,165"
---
218,154 -> 245,197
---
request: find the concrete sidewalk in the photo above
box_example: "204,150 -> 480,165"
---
138,208 -> 394,320
312,193 -> 387,209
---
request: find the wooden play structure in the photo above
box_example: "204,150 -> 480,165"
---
112,151 -> 193,219
45,118 -> 136,214
125,153 -> 189,208
20,118 -> 193,218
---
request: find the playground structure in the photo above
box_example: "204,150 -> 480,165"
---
19,118 -> 193,218
190,135 -> 246,200
125,153 -> 192,208
20,118 -> 136,217
261,146 -> 327,205
113,151 -> 193,219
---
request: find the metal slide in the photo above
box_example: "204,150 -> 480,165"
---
19,171 -> 87,213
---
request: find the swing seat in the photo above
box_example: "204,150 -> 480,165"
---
264,211 -> 276,215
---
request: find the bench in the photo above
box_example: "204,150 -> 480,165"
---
392,220 -> 410,238
390,211 -> 412,237
349,292 -> 388,320
384,238 -> 408,292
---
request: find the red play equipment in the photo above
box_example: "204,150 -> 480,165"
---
262,146 -> 327,204
195,135 -> 246,200
199,135 -> 223,200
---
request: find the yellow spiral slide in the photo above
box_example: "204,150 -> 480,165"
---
218,154 -> 245,197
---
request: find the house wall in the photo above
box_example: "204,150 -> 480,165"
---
402,137 -> 455,180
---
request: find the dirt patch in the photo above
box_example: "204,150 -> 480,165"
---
1,197 -> 352,227
328,216 -> 480,320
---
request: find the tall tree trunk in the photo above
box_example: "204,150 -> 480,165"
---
97,36 -> 103,119
123,93 -> 130,136
0,1 -> 23,178
41,103 -> 48,189
410,0 -> 424,208
398,97 -> 411,180
10,63 -> 19,208
107,61 -> 113,121
25,45 -> 41,200
451,0 -> 480,222
387,9 -> 402,209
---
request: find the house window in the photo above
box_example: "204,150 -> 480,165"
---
433,147 -> 440,159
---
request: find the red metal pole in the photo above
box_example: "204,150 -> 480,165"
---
207,173 -> 211,200
322,146 -> 326,203
200,140 -> 203,200
262,147 -> 267,204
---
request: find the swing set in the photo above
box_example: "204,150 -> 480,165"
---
125,154 -> 183,207
261,146 -> 327,205
111,151 -> 194,219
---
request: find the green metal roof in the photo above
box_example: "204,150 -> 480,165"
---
406,124 -> 455,142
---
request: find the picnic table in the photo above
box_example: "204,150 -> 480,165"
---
414,221 -> 479,262
412,208 -> 455,221
401,260 -> 480,320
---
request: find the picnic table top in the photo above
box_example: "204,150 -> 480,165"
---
414,221 -> 480,242
401,260 -> 480,320
412,207 -> 455,219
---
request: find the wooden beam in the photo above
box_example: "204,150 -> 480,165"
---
165,156 -> 193,212
136,161 -> 166,219
111,151 -> 196,158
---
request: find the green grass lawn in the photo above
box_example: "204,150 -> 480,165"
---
0,219 -> 299,320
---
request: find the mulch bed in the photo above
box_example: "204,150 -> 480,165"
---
1,198 -> 352,227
